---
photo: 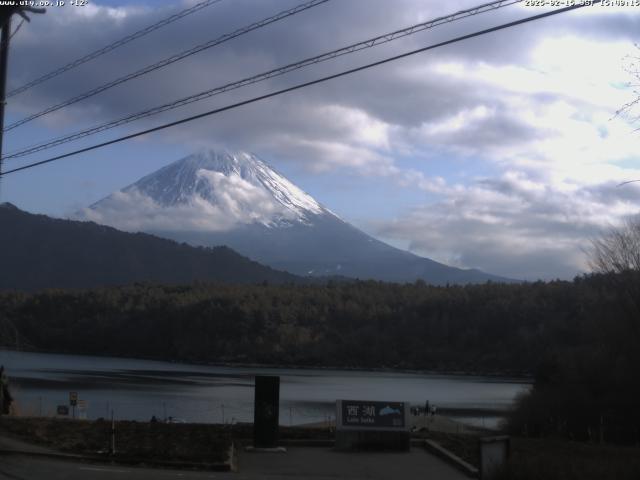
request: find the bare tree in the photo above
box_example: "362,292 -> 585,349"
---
617,45 -> 640,126
614,49 -> 640,186
589,219 -> 640,274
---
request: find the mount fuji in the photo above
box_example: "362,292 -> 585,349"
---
82,150 -> 508,284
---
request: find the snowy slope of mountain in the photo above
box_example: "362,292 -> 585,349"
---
83,150 -> 510,284
120,150 -> 326,224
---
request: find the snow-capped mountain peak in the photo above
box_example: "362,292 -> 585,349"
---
84,149 -> 332,232
79,149 -> 510,284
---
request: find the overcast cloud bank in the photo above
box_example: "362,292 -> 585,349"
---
7,0 -> 640,279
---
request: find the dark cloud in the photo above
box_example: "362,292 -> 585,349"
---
9,0 -> 635,161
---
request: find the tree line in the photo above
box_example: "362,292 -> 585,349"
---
0,274 -> 630,373
2,269 -> 639,442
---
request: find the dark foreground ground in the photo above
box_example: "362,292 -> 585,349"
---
0,448 -> 470,480
417,429 -> 640,480
0,417 -> 469,480
503,437 -> 640,480
2,417 -> 640,479
0,417 -> 474,464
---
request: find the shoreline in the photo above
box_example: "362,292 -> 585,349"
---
0,347 -> 533,381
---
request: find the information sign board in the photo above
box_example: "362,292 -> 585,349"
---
337,400 -> 408,431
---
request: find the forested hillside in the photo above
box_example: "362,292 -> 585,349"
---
1,274 -> 634,374
0,203 -> 299,289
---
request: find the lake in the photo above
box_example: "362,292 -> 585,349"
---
0,349 -> 530,429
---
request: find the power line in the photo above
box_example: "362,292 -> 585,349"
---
2,0 -> 523,161
0,1 -> 597,177
617,180 -> 640,187
5,0 -> 225,99
9,19 -> 24,41
3,0 -> 330,132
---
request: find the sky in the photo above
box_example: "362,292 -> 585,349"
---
2,0 -> 640,280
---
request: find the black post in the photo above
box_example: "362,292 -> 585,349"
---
110,410 -> 116,455
253,375 -> 280,448
0,16 -> 11,179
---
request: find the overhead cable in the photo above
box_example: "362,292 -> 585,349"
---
1,1 -> 599,177
3,0 -> 522,160
3,0 -> 330,132
6,0 -> 226,98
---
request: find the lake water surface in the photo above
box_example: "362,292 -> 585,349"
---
0,349 -> 530,428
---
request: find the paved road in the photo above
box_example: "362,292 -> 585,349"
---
0,448 -> 468,480
0,454 -> 229,480
238,447 -> 469,479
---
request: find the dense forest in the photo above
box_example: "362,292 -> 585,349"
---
0,274 -> 632,372
507,270 -> 640,444
1,271 -> 639,442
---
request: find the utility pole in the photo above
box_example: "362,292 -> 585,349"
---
0,16 -> 11,179
0,7 -> 46,183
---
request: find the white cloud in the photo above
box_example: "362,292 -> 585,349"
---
376,172 -> 640,280
77,169 -> 293,232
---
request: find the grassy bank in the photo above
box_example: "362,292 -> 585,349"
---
0,416 -> 232,463
0,416 -> 336,460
